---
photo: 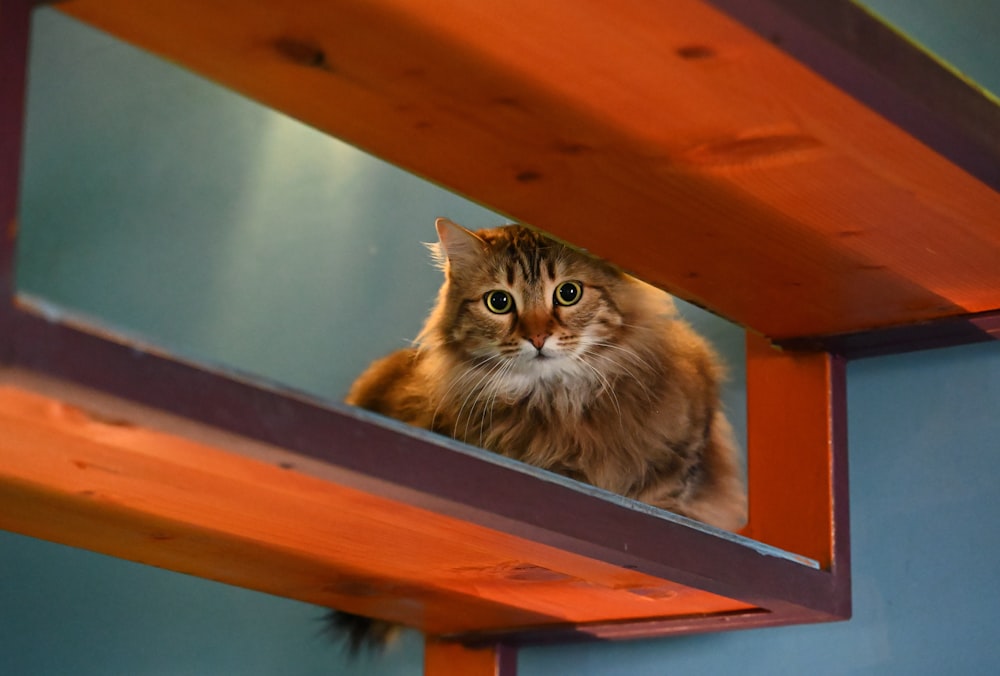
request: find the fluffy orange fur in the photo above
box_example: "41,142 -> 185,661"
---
348,218 -> 746,530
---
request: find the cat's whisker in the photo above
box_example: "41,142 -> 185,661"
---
453,367 -> 493,439
455,356 -> 510,441
577,357 -> 623,415
583,342 -> 656,402
618,321 -> 668,336
588,339 -> 656,372
585,347 -> 647,388
571,353 -> 625,431
431,354 -> 504,430
479,359 -> 515,448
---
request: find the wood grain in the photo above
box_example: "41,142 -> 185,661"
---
55,0 -> 1000,341
0,379 -> 757,636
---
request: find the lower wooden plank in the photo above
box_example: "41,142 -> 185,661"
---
1,302 -> 843,616
0,372 -> 760,638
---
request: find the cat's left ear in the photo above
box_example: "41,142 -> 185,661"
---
435,218 -> 487,268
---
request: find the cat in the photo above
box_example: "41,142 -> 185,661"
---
328,217 -> 747,652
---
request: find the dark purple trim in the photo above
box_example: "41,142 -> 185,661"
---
0,0 -> 32,343
828,355 -> 852,618
708,0 -> 1000,192
496,643 -> 519,676
778,310 -> 1000,359
467,607 -> 837,647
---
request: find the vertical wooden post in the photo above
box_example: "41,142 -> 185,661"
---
424,639 -> 517,676
0,0 -> 33,311
743,333 -> 848,571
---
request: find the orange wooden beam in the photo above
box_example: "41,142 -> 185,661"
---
55,0 -> 1000,340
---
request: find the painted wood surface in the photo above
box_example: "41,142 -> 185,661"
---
0,378 -> 764,634
0,0 -> 30,311
0,379 -> 769,637
744,335 -> 848,575
56,0 -> 1000,344
710,0 -> 1000,191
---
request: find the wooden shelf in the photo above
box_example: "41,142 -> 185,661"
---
3,0 -> 996,673
0,368 -> 823,637
52,0 -> 1000,349
0,311 -> 847,641
0,378 -> 757,637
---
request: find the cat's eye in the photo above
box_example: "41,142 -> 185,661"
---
484,290 -> 514,314
554,281 -> 583,306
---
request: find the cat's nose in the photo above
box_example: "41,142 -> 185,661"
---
519,311 -> 553,351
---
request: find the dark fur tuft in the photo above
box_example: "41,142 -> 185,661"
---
323,610 -> 401,655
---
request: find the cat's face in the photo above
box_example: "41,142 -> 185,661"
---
430,220 -> 630,393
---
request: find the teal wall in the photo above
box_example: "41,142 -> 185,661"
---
857,0 -> 1000,98
3,7 -> 999,675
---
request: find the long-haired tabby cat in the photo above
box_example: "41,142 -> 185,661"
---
328,218 -> 746,652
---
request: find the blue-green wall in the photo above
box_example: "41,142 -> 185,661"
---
3,7 -> 999,675
857,0 -> 1000,98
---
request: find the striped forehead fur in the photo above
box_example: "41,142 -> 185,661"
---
432,223 -> 615,283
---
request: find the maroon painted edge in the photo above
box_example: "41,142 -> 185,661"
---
471,607 -> 844,648
829,354 -> 852,618
778,309 -> 1000,359
0,0 -> 32,318
708,0 -> 1000,193
496,643 -> 519,676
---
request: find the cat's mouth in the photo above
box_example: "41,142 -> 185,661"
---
507,344 -> 572,371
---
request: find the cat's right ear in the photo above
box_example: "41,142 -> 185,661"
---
434,218 -> 487,269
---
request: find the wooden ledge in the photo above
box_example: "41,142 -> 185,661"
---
0,348 -> 845,641
55,0 -> 1000,343
0,373 -> 761,637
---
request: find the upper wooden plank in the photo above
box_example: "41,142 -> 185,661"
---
713,0 -> 1000,190
54,0 -> 1000,342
